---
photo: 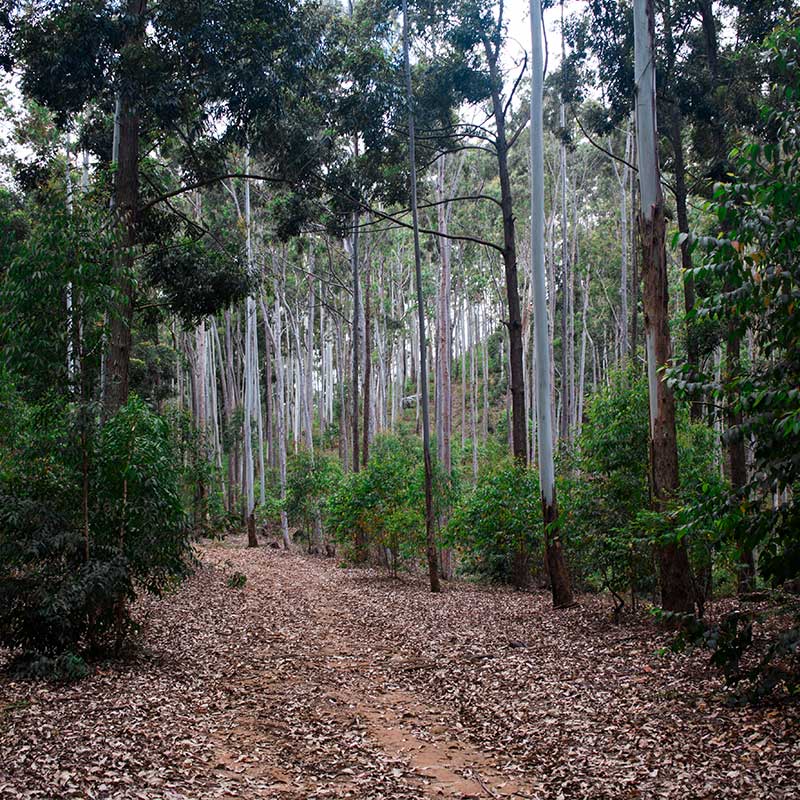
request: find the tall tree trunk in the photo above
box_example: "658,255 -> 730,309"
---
263,276 -> 292,550
634,0 -> 693,613
531,0 -> 573,608
362,252 -> 372,465
483,36 -> 527,462
194,319 -> 209,528
103,0 -> 146,418
242,159 -> 258,546
558,2 -> 571,443
612,119 -> 632,365
306,250 -> 316,451
436,155 -> 454,579
349,213 -> 361,474
577,266 -> 592,437
223,310 -> 239,513
663,1 -> 702,420
403,0 -> 440,593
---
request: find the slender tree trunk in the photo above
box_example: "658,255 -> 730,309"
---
263,277 -> 292,550
531,0 -> 573,608
483,37 -> 527,462
306,250 -> 316,451
612,120 -> 631,365
470,307 -> 479,481
362,252 -> 372,465
558,7 -> 571,443
634,0 -> 693,613
242,159 -> 258,546
403,0 -> 440,593
436,155 -> 454,579
349,213 -> 361,474
577,266 -> 591,437
663,2 -> 702,420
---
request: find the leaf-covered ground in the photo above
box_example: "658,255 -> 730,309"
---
1,538 -> 798,799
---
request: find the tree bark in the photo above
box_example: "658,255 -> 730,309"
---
350,212 -> 361,474
663,2 -> 702,420
362,251 -> 372,465
483,37 -> 527,462
103,1 -> 146,417
634,0 -> 693,614
403,0 -> 440,593
531,0 -> 573,607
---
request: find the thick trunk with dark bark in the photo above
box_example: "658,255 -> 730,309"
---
641,206 -> 694,613
635,0 -> 693,615
103,93 -> 140,416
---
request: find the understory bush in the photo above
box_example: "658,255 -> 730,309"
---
447,458 -> 542,587
667,597 -> 800,703
563,368 -> 726,612
285,450 -> 342,552
328,433 -> 444,574
0,384 -> 193,674
665,23 -> 800,700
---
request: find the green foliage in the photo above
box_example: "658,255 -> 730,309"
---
0,380 -> 193,667
165,407 -> 226,535
447,459 -> 541,587
227,572 -> 247,589
285,451 -> 342,551
667,596 -> 800,703
95,396 -> 192,595
328,434 -> 438,573
129,340 -> 178,406
563,370 -> 653,599
0,199 -> 113,401
144,240 -> 253,325
564,369 -> 725,604
670,22 -> 800,590
11,652 -> 90,683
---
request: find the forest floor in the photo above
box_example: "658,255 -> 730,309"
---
1,538 -> 798,800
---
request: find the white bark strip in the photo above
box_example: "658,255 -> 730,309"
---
530,0 -> 556,506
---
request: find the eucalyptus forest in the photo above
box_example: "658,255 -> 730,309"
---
1,0 -> 799,798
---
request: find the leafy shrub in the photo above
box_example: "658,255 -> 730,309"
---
11,652 -> 89,682
667,596 -> 800,703
285,451 -> 342,552
447,458 -> 542,587
94,396 -> 193,596
0,493 -> 130,657
665,23 -> 800,698
227,572 -> 247,589
328,434 -> 431,574
564,369 -> 726,610
0,387 -> 193,667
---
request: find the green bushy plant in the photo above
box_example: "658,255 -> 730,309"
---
564,368 -> 726,611
94,396 -> 192,596
447,458 -> 542,587
0,385 -> 193,673
665,23 -> 800,699
285,450 -> 342,552
328,434 -> 434,574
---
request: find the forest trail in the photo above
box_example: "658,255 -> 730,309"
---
2,538 -> 798,800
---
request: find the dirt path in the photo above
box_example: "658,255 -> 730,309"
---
1,538 -> 798,799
